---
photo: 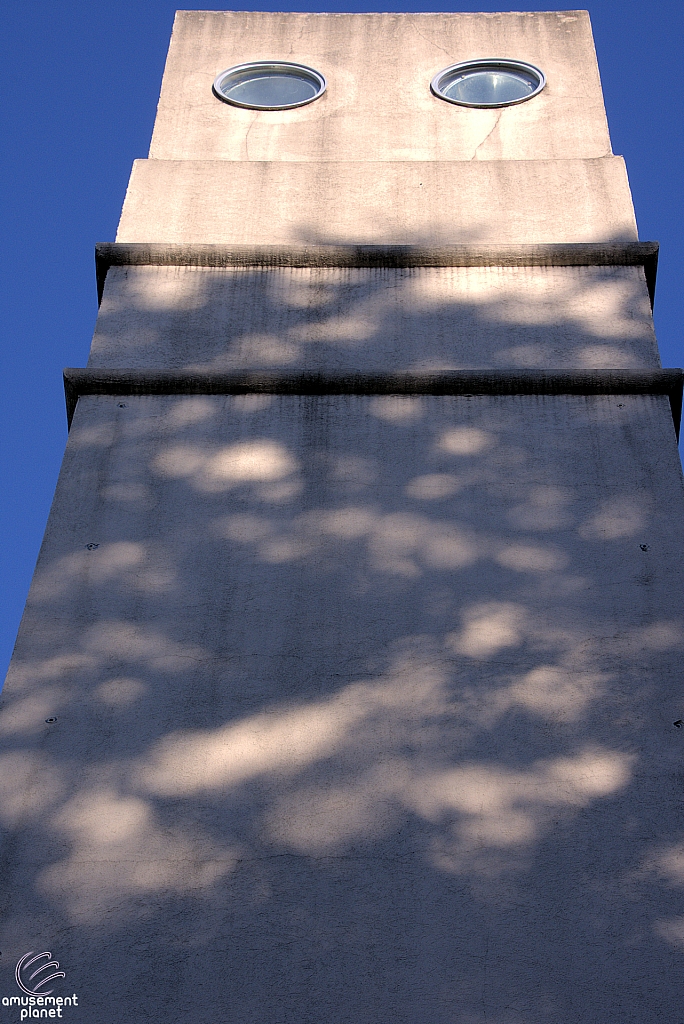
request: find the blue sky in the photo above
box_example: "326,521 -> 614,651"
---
1,0 -> 682,678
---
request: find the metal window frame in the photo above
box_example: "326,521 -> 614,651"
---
213,61 -> 327,111
431,59 -> 546,108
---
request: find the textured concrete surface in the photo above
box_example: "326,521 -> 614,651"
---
90,264 -> 659,371
93,241 -> 660,304
150,11 -> 612,163
61,369 -> 684,438
1,392 -> 684,1023
116,157 -> 638,246
2,9 -> 683,1023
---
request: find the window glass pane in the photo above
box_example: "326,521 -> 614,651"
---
214,63 -> 325,110
442,70 -> 536,106
432,60 -> 545,108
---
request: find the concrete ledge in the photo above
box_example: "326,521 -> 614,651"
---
64,367 -> 682,437
95,241 -> 659,308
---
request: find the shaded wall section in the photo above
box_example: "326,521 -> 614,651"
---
90,264 -> 659,372
1,392 -> 684,1022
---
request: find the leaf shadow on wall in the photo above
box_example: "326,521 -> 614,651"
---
1,232 -> 683,1024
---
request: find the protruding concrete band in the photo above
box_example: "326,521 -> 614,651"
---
95,241 -> 659,308
64,367 -> 683,438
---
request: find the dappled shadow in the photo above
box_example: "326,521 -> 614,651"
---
89,263 -> 660,373
2,374 -> 684,1021
2,170 -> 683,1020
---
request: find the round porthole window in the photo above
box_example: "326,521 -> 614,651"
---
213,61 -> 326,110
431,59 -> 545,108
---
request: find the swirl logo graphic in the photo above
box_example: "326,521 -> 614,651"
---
15,952 -> 66,996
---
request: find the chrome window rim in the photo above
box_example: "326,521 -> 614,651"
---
212,61 -> 327,111
430,59 -> 546,108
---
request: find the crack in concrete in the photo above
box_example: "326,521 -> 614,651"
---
288,21 -> 306,55
471,110 -> 502,161
244,112 -> 259,160
409,18 -> 451,57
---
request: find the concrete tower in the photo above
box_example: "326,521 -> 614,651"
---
2,11 -> 683,1023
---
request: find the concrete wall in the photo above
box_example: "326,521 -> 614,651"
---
2,10 -> 683,1024
2,392 -> 684,1022
90,264 -> 659,372
120,11 -> 636,248
116,157 -> 637,245
150,11 -> 611,163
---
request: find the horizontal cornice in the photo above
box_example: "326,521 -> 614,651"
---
64,367 -> 682,438
95,241 -> 659,309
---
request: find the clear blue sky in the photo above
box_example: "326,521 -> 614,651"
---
1,0 -> 682,679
